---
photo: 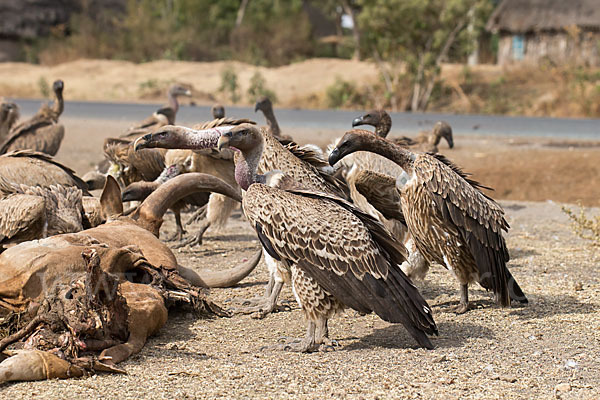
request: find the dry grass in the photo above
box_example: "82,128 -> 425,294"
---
562,204 -> 600,246
2,59 -> 599,118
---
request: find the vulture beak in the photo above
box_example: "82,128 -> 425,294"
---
352,116 -> 364,127
447,136 -> 454,149
328,148 -> 341,166
134,134 -> 153,152
217,132 -> 232,151
254,102 -> 260,112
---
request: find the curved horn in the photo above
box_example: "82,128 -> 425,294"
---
135,173 -> 241,235
177,248 -> 262,288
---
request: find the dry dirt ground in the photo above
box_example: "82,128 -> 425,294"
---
1,116 -> 599,399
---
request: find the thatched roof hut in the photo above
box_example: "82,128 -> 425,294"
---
486,0 -> 600,66
487,0 -> 600,33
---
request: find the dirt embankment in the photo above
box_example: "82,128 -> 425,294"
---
2,59 -> 599,118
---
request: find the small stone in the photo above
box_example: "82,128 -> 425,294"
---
500,375 -> 517,383
555,383 -> 571,392
574,282 -> 583,291
433,355 -> 447,363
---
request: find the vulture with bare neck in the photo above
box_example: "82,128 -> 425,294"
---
352,109 -> 454,153
0,102 -> 20,142
329,130 -> 528,313
0,80 -> 65,156
134,122 -> 348,318
121,84 -> 192,140
135,123 -> 437,351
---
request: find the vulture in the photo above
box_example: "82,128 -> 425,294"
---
0,102 -> 20,141
0,80 -> 65,156
254,96 -> 295,144
329,130 -> 528,313
0,176 -> 83,249
137,123 -> 438,350
211,103 -> 225,119
352,109 -> 454,153
122,160 -> 210,241
103,137 -> 166,187
120,84 -> 191,140
0,150 -> 89,194
134,122 -> 348,318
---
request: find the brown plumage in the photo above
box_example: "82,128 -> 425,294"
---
254,96 -> 281,137
0,102 -> 20,141
133,122 -> 349,318
0,150 -> 89,194
120,84 -> 191,140
0,80 -> 65,156
216,124 -> 437,350
0,176 -> 83,248
329,130 -> 528,313
352,109 -> 454,153
103,138 -> 166,187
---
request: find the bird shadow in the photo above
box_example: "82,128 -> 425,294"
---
508,292 -> 598,320
342,320 -> 494,351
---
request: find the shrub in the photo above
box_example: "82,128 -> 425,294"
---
562,204 -> 600,246
325,77 -> 364,109
219,66 -> 240,104
247,71 -> 277,103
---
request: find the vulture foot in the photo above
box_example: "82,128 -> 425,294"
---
261,336 -> 319,353
451,284 -> 472,314
172,220 -> 210,248
229,281 -> 289,318
162,228 -> 187,242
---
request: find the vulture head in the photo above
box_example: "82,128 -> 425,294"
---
254,96 -> 273,113
134,125 -> 229,152
211,104 -> 225,119
433,121 -> 454,148
168,84 -> 192,98
52,79 -> 64,95
351,109 -> 392,138
328,129 -> 391,167
217,123 -> 261,152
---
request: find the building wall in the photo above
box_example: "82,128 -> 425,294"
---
497,31 -> 600,66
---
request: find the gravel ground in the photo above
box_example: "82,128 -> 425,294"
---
1,199 -> 599,399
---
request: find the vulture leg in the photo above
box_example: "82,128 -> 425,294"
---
452,284 -> 472,314
172,220 -> 210,248
262,321 -> 320,353
185,204 -> 208,225
162,209 -> 187,242
230,252 -> 291,318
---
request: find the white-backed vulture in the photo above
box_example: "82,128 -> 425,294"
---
328,130 -> 528,313
0,176 -> 83,248
0,102 -> 20,142
134,122 -> 348,318
120,84 -> 192,140
352,109 -> 454,153
217,124 -> 437,350
0,80 -> 65,156
0,150 -> 89,194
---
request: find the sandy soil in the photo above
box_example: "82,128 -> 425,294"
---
1,116 -> 600,398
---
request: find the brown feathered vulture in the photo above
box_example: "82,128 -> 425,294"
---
328,129 -> 527,313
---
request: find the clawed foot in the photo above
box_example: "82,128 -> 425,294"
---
450,302 -> 473,314
162,229 -> 187,242
260,337 -> 339,353
172,232 -> 204,249
229,297 -> 291,319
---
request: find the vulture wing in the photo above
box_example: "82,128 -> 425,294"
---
243,183 -> 437,345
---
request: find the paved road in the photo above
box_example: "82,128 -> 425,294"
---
13,98 -> 600,139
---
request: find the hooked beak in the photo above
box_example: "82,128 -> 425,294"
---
134,134 -> 152,152
217,134 -> 231,151
328,148 -> 341,166
254,103 -> 259,112
352,116 -> 364,127
447,136 -> 454,149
